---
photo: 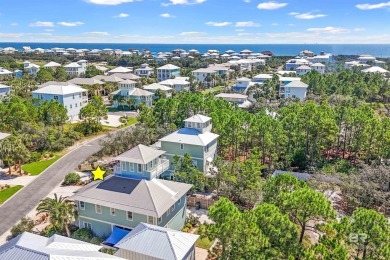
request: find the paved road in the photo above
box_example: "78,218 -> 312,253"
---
0,126 -> 133,237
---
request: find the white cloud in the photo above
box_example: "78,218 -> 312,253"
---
356,1 -> 390,10
84,31 -> 110,36
114,13 -> 129,18
11,23 -> 18,26
180,31 -> 206,36
58,22 -> 84,26
85,0 -> 136,5
354,27 -> 366,32
257,1 -> 288,10
206,21 -> 232,27
238,32 -> 253,36
45,29 -> 55,32
289,12 -> 327,19
271,23 -> 279,26
307,27 -> 350,34
160,13 -> 175,18
235,21 -> 261,27
162,0 -> 206,6
0,33 -> 23,38
29,21 -> 54,27
243,0 -> 251,2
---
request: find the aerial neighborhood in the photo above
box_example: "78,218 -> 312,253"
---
0,43 -> 389,260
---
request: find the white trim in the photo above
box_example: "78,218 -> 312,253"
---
79,201 -> 85,210
110,208 -> 116,216
126,211 -> 133,221
95,204 -> 102,214
83,221 -> 92,230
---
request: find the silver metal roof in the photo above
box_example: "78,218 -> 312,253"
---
115,223 -> 199,260
70,176 -> 192,218
114,144 -> 166,164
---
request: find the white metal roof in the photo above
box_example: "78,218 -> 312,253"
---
215,93 -> 248,99
184,114 -> 211,123
43,61 -> 61,68
143,83 -> 173,91
114,144 -> 166,164
160,128 -> 219,146
157,64 -> 180,70
32,85 -> 87,95
109,67 -> 132,73
64,62 -> 81,68
285,81 -> 308,88
362,66 -> 389,74
0,232 -> 122,260
115,223 -> 199,260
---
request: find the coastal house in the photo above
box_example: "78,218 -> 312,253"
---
232,77 -> 254,92
143,83 -> 173,98
111,73 -> 141,82
64,60 -> 88,77
358,54 -> 376,64
157,64 -> 181,81
134,63 -> 154,78
23,61 -> 40,76
14,69 -> 23,78
159,114 -> 219,176
0,84 -> 11,99
0,67 -> 13,79
361,66 -> 389,75
296,65 -> 312,76
311,63 -> 326,74
93,75 -> 124,83
285,58 -> 312,71
112,80 -> 153,108
253,73 -> 273,83
215,93 -> 252,108
192,68 -> 218,87
32,84 -> 88,121
0,232 -> 123,260
159,78 -> 190,92
70,144 -> 192,239
114,223 -> 199,260
108,66 -> 132,75
279,78 -> 308,101
43,61 -> 62,70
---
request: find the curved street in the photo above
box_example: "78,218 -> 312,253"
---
0,125 -> 132,237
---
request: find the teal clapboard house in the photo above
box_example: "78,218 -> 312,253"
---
112,80 -> 154,108
70,144 -> 192,243
159,114 -> 219,176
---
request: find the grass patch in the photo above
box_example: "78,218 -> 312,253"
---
201,86 -> 223,95
22,156 -> 60,176
124,117 -> 138,126
0,185 -> 23,204
195,228 -> 214,249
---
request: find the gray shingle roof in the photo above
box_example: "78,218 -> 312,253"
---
115,223 -> 199,260
70,176 -> 192,218
114,144 -> 166,164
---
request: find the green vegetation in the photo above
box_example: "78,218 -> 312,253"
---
201,85 -> 223,94
22,156 -> 60,176
9,217 -> 34,239
0,185 -> 23,204
62,173 -> 81,186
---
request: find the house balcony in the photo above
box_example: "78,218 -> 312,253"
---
113,159 -> 170,180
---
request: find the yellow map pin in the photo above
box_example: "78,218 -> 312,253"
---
92,166 -> 105,181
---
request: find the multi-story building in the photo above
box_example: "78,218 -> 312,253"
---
64,60 -> 88,77
32,84 -> 88,121
70,144 -> 192,239
134,63 -> 154,78
279,77 -> 308,101
23,61 -> 40,76
157,64 -> 180,81
112,80 -> 154,108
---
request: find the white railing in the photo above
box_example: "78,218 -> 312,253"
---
149,159 -> 170,179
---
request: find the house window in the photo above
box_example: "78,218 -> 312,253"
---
79,201 -> 85,210
168,204 -> 175,215
75,103 -> 77,107
95,204 -> 102,214
147,216 -> 154,224
205,145 -> 209,153
110,208 -> 116,216
54,95 -> 59,100
178,198 -> 182,205
127,211 -> 133,221
130,163 -> 134,171
138,164 -> 142,172
158,216 -> 162,223
121,162 -> 125,170
70,104 -> 72,109
192,160 -> 198,167
73,94 -> 75,99
80,102 -> 82,106
84,222 -> 92,230
79,93 -> 82,98
180,144 -> 184,150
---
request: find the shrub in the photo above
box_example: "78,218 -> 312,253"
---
43,225 -> 61,237
63,173 -> 81,186
10,217 -> 34,239
71,228 -> 93,242
90,237 -> 104,245
30,152 -> 42,163
185,214 -> 200,228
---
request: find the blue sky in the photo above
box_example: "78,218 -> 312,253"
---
0,0 -> 390,43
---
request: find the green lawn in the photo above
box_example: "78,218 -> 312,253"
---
0,185 -> 23,204
22,156 -> 60,176
124,117 -> 138,126
195,228 -> 214,249
201,86 -> 223,94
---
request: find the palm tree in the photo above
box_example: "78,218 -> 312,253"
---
36,194 -> 76,237
127,98 -> 135,110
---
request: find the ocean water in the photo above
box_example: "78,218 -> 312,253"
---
1,43 -> 390,57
